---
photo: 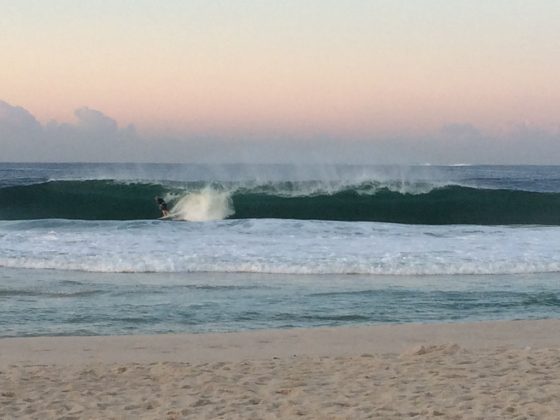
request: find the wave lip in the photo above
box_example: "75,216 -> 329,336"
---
1,179 -> 560,225
231,184 -> 560,225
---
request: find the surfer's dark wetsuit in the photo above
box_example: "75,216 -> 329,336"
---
156,197 -> 170,217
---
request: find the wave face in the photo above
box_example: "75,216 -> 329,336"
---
0,180 -> 165,220
1,179 -> 560,224
232,184 -> 560,225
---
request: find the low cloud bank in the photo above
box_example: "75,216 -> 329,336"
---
1,100 -> 559,164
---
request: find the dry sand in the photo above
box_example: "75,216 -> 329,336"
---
1,319 -> 560,419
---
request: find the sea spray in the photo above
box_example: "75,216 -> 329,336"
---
169,187 -> 234,221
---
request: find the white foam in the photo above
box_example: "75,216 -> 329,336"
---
167,187 -> 234,221
2,219 -> 560,275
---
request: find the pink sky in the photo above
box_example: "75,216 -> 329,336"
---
1,1 -> 560,139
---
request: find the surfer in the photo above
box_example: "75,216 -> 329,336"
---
155,196 -> 170,218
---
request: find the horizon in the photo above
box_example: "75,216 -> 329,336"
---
2,160 -> 560,168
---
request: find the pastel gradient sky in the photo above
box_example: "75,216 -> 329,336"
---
1,0 -> 560,163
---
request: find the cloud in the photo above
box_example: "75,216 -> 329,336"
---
41,107 -> 139,162
500,122 -> 560,163
0,100 -> 42,135
0,100 -> 44,159
73,107 -> 118,133
1,99 -> 560,164
0,101 -> 140,162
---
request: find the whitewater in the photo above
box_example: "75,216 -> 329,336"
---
1,163 -> 560,336
2,219 -> 560,276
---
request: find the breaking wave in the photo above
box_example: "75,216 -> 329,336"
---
1,179 -> 560,225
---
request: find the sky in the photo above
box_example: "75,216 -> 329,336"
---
1,0 -> 560,163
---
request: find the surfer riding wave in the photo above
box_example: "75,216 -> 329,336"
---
155,196 -> 170,218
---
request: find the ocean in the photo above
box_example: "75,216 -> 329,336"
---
1,162 -> 559,337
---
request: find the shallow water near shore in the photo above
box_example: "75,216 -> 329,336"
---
1,267 -> 559,337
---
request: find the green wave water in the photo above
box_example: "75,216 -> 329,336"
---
233,186 -> 560,224
2,180 -> 560,224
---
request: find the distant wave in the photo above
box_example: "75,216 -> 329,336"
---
1,179 -> 560,225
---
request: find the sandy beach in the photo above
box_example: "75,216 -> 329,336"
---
2,319 -> 560,419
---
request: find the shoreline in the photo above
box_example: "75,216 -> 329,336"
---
3,319 -> 560,419
2,319 -> 559,365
